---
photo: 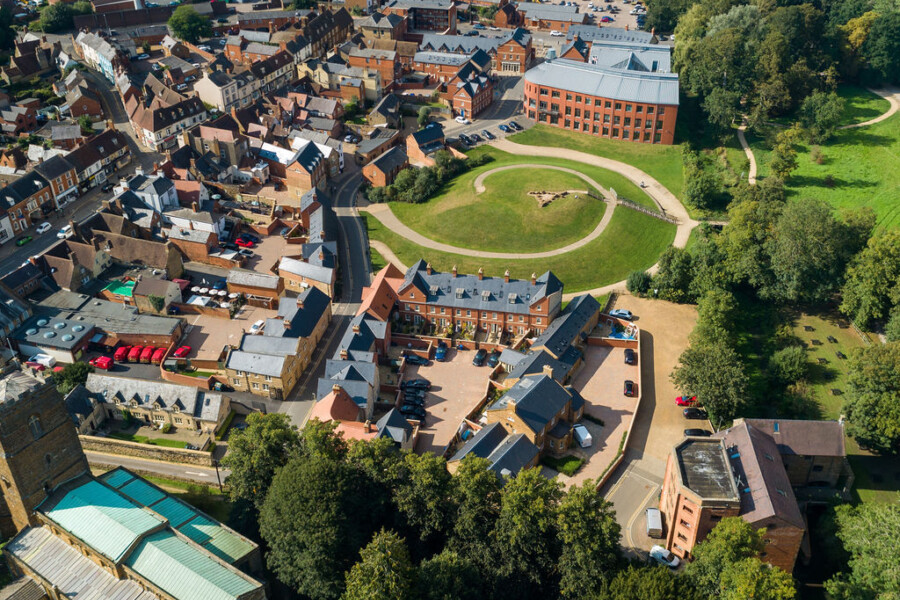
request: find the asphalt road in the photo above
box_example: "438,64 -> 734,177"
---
86,450 -> 231,486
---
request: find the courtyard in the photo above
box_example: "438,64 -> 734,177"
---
180,305 -> 279,363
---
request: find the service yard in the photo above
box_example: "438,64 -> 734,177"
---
181,305 -> 278,362
405,347 -> 494,456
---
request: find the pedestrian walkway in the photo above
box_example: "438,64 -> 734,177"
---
737,118 -> 757,185
839,86 -> 900,129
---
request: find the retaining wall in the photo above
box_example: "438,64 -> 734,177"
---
80,435 -> 214,466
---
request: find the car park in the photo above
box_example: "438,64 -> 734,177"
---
487,350 -> 500,368
683,407 -> 707,420
624,379 -> 636,396
15,236 -> 32,246
140,346 -> 155,363
675,395 -> 697,406
608,308 -> 633,320
114,346 -> 131,362
472,349 -> 487,366
36,222 -> 51,234
57,225 -> 73,239
684,428 -> 712,437
173,345 -> 192,358
649,545 -> 680,568
482,129 -> 495,140
573,423 -> 593,448
89,356 -> 114,370
624,348 -> 637,365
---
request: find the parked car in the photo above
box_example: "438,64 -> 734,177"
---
28,354 -> 56,369
249,319 -> 265,335
472,22 -> 486,29
151,347 -> 166,364
135,53 -> 149,60
489,25 -> 500,30
212,280 -> 227,290
15,236 -> 32,246
481,129 -> 495,140
487,350 -> 500,368
435,343 -> 447,362
608,308 -> 633,320
675,395 -> 697,406
221,242 -> 239,251
140,346 -> 156,363
114,345 -> 132,362
624,348 -> 637,365
176,83 -> 188,91
684,428 -> 712,437
402,396 -> 425,407
404,353 -> 431,366
235,238 -> 255,248
57,225 -> 73,239
239,233 -> 261,244
89,356 -> 114,370
127,346 -> 143,362
508,120 -> 523,131
470,133 -> 482,142
238,248 -> 253,257
624,379 -> 636,397
601,15 -> 615,21
456,115 -> 471,125
683,407 -> 707,420
472,348 -> 487,366
573,423 -> 593,448
35,222 -> 51,234
173,345 -> 192,358
498,124 -> 511,133
197,44 -> 211,51
217,16 -> 229,22
401,378 -> 431,390
550,29 -> 564,36
400,404 -> 426,419
649,545 -> 680,568
167,306 -> 181,315
101,182 -> 114,192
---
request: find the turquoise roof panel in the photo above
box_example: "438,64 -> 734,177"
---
183,515 -> 257,564
126,530 -> 259,600
121,479 -> 167,506
179,514 -> 216,545
151,497 -> 197,528
101,468 -> 136,489
44,480 -> 164,561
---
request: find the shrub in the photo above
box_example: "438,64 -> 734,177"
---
824,174 -> 836,188
885,307 -> 900,342
626,270 -> 652,295
161,423 -> 173,434
769,345 -> 808,383
810,145 -> 824,164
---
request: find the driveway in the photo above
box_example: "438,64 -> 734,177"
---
407,347 -> 494,456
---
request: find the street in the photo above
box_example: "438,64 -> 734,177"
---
85,450 -> 230,486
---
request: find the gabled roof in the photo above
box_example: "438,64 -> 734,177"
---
263,286 -> 330,338
524,58 -> 679,106
488,374 -> 573,435
449,422 -> 539,478
309,385 -> 363,422
376,408 -> 413,445
369,145 -> 407,173
530,293 -> 599,358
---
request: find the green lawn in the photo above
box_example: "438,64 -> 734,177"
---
367,205 -> 676,293
836,84 -> 891,127
390,166 -> 606,253
748,113 -> 900,229
510,125 -> 685,200
109,432 -> 189,449
370,246 -> 387,273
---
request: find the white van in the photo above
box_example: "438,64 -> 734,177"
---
573,424 -> 593,448
646,507 -> 664,539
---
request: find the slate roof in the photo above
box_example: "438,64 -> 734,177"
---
333,313 -> 387,357
506,348 -> 574,383
0,577 -> 46,600
589,41 -> 672,72
226,269 -> 280,290
419,33 -> 502,55
279,256 -> 333,284
0,173 -> 49,208
567,24 -> 655,44
376,408 -> 413,445
488,374 -> 573,435
369,92 -> 400,123
84,373 -> 226,422
413,51 -> 470,67
450,422 -> 539,478
0,370 -> 44,407
369,145 -> 407,173
399,259 -> 562,315
359,11 -> 405,29
524,58 -> 679,106
263,286 -> 330,338
530,294 -> 599,358
517,1 -> 585,21
738,418 -> 846,457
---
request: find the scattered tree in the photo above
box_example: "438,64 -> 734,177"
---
417,106 -> 431,127
769,346 -> 809,383
342,529 -> 416,600
393,452 -> 456,553
626,270 -> 652,295
840,229 -> 900,328
800,90 -> 845,143
417,550 -> 486,600
652,247 -> 695,303
671,335 -> 748,424
769,124 -> 803,179
685,517 -> 765,596
885,307 -> 900,342
55,362 -> 94,395
719,558 -> 797,600
167,5 -> 212,44
598,565 -> 692,600
146,294 -> 165,313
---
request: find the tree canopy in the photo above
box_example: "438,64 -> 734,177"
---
826,503 -> 900,600
167,5 -> 212,44
842,342 -> 900,452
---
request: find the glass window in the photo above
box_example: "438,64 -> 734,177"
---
615,102 -> 622,110
604,101 -> 611,108
613,128 -> 620,138
625,104 -> 632,112
659,107 -> 666,115
624,118 -> 631,126
647,106 -> 655,114
565,93 -> 572,100
551,90 -> 560,98
657,120 -> 663,129
603,127 -> 609,136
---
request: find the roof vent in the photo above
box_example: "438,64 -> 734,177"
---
26,328 -> 38,335
43,331 -> 56,338
36,318 -> 49,326
62,334 -> 74,342
53,322 -> 66,329
72,325 -> 85,332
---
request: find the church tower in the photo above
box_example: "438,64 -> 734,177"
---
0,370 -> 89,539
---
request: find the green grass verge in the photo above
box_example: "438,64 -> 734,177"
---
542,454 -> 585,477
389,166 -> 606,253
836,84 -> 892,127
109,432 -> 189,449
370,246 -> 387,273
215,410 -> 236,441
749,114 -> 900,229
510,124 -> 685,200
366,206 -> 676,293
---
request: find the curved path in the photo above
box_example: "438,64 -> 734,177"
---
472,163 -> 605,195
839,86 -> 900,129
737,118 -> 757,185
362,164 -> 616,260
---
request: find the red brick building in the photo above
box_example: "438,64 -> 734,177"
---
348,48 -> 399,89
362,146 -> 407,187
383,0 -> 456,33
413,51 -> 470,82
523,55 -> 679,144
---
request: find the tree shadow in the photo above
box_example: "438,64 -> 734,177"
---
786,174 -> 879,191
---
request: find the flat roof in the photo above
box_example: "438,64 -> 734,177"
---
676,438 -> 740,500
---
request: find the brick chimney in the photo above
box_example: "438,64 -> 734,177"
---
651,27 -> 656,36
152,162 -> 159,173
426,262 -> 432,275
531,272 -> 536,285
477,267 -> 483,280
542,364 -> 554,379
332,383 -> 342,393
107,119 -> 115,131
283,318 -> 291,330
625,24 -> 629,31
352,324 -> 360,334
319,230 -> 325,240
504,268 -> 510,283
452,265 -> 457,278
191,201 -> 199,213
28,256 -> 39,267
340,348 -> 348,359
318,249 -> 324,262
364,420 -> 373,433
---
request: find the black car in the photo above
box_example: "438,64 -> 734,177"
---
683,408 -> 708,420
508,120 -> 523,131
487,350 -> 500,368
401,378 -> 431,390
684,428 -> 712,437
101,183 -> 114,192
624,380 -> 636,397
217,16 -> 229,22
404,354 -> 431,366
473,349 -> 487,366
238,232 -> 260,244
220,242 -> 239,251
482,129 -> 495,140
459,134 -> 473,146
400,405 -> 426,419
624,348 -> 637,365
470,133 -> 483,143
402,396 -> 425,407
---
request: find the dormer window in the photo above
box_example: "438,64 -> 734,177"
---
456,288 -> 464,299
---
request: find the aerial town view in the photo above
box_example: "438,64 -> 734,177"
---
0,0 -> 897,597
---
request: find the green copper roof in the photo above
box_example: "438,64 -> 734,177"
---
180,514 -> 256,564
43,480 -> 164,561
121,478 -> 166,506
126,530 -> 260,600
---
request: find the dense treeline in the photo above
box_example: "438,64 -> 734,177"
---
223,415 -> 808,600
366,150 -> 491,204
644,0 -> 900,133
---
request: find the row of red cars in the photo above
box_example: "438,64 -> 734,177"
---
86,345 -> 192,371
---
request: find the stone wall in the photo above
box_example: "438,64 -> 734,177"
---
79,435 -> 214,466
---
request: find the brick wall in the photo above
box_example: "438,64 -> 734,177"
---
79,435 -> 213,466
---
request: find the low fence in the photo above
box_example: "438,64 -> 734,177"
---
80,435 -> 214,466
586,190 -> 678,224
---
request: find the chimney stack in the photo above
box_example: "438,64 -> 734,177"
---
107,119 -> 115,131
426,262 -> 432,275
452,265 -> 457,278
191,201 -> 199,213
542,364 -> 554,379
504,268 -> 510,283
318,249 -> 325,262
28,256 -> 39,267
477,267 -> 483,280
152,162 -> 159,173
625,24 -> 629,31
352,324 -> 360,334
651,27 -> 656,36
332,383 -> 342,393
364,420 -> 373,433
531,273 -> 536,285
340,348 -> 348,359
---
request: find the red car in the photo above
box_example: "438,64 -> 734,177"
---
114,345 -> 132,362
675,395 -> 698,407
89,356 -> 114,370
234,238 -> 254,248
151,347 -> 167,364
127,346 -> 144,362
140,346 -> 155,363
173,345 -> 192,358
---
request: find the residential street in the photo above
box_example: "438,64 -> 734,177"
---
85,450 -> 230,486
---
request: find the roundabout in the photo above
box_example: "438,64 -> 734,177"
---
363,148 -> 690,297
